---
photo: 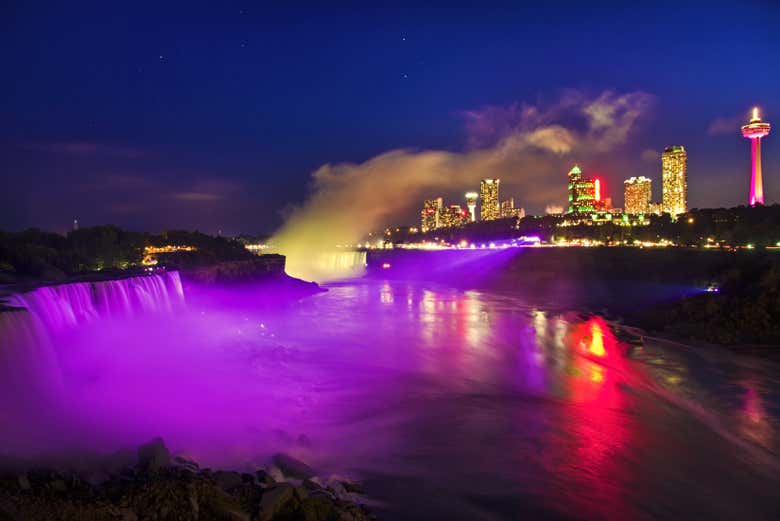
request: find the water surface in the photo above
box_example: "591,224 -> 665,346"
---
3,277 -> 780,520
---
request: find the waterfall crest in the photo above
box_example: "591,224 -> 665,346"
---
4,271 -> 184,334
285,250 -> 368,282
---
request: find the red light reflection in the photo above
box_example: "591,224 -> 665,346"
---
568,316 -> 617,360
547,316 -> 634,519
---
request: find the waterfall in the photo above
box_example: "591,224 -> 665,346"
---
3,271 -> 184,334
285,250 -> 368,282
0,271 -> 183,395
0,271 -> 185,450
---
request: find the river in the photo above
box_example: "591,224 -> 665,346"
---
1,273 -> 779,519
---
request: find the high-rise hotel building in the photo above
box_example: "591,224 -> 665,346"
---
661,146 -> 687,216
623,176 -> 652,214
567,165 -> 600,215
480,179 -> 500,221
439,205 -> 469,228
420,197 -> 443,233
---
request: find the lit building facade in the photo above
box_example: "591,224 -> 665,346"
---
742,107 -> 771,206
440,205 -> 469,228
500,198 -> 525,219
420,197 -> 443,233
623,176 -> 652,214
480,179 -> 500,221
661,146 -> 687,216
567,165 -> 601,215
465,192 -> 478,222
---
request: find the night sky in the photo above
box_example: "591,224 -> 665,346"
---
2,1 -> 779,235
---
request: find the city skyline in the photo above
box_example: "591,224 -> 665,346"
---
416,114 -> 768,228
1,4 -> 779,236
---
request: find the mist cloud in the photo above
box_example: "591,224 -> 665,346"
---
641,149 -> 660,162
273,89 -> 653,280
708,115 -> 742,136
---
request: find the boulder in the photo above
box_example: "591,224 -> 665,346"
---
272,453 -> 316,480
137,438 -> 170,472
49,479 -> 67,492
120,508 -> 138,521
173,454 -> 200,472
255,469 -> 276,486
302,478 -> 324,491
341,481 -> 365,495
17,474 -> 31,491
214,471 -> 243,492
258,483 -> 297,521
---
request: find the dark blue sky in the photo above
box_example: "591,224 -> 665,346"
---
2,1 -> 779,234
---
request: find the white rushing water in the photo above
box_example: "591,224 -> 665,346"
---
0,271 -> 185,420
283,250 -> 368,282
4,271 -> 184,333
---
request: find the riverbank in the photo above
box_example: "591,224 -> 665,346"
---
365,247 -> 780,348
0,439 -> 372,521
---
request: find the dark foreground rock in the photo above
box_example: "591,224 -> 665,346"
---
0,441 -> 372,521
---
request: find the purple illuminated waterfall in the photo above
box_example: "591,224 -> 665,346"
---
5,271 -> 184,333
1,271 -> 184,400
0,271 -> 186,453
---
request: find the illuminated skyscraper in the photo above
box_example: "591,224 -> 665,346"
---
567,165 -> 601,215
623,176 -> 652,214
480,179 -> 500,221
661,146 -> 687,216
742,107 -> 771,206
420,197 -> 442,232
440,205 -> 469,228
500,198 -> 525,219
465,192 -> 478,222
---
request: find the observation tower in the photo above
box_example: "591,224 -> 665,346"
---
742,107 -> 771,206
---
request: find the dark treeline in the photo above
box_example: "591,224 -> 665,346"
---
633,252 -> 780,346
0,226 -> 254,283
384,204 -> 780,247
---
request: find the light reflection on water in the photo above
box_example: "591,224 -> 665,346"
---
4,279 -> 780,520
262,282 -> 779,520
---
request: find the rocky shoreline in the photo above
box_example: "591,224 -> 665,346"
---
0,439 -> 373,521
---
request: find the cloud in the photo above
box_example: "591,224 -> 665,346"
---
708,115 -> 741,136
272,89 -> 654,280
172,179 -> 239,203
581,91 -> 654,151
23,141 -> 145,158
461,103 -> 538,148
173,192 -> 225,202
524,126 -> 578,154
76,173 -> 239,221
641,149 -> 659,162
